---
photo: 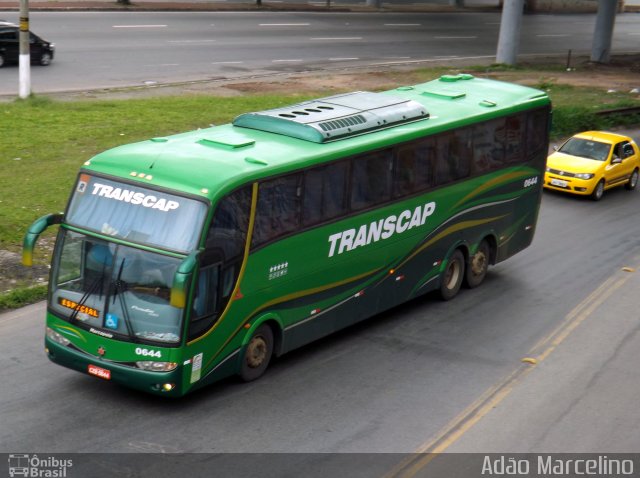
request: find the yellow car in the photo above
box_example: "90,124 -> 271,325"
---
544,131 -> 640,201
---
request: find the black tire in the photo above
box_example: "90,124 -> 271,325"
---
439,249 -> 465,301
239,324 -> 274,382
465,240 -> 490,289
591,179 -> 604,201
625,169 -> 638,191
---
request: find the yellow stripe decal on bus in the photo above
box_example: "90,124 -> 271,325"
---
453,170 -> 532,210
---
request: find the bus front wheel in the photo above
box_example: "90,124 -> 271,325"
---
240,324 -> 274,382
440,249 -> 465,301
465,240 -> 490,289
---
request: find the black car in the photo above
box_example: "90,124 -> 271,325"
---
0,21 -> 55,67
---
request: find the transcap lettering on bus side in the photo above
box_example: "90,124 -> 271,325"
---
327,202 -> 436,258
91,183 -> 180,212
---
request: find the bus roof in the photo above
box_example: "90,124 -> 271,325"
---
83,75 -> 550,203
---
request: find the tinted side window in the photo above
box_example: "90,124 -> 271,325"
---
350,149 -> 393,211
435,129 -> 472,185
253,174 -> 302,246
303,161 -> 348,227
0,30 -> 17,41
393,138 -> 435,197
473,118 -> 506,174
206,186 -> 252,264
526,108 -> 549,159
505,115 -> 526,163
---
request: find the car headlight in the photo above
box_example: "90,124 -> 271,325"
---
574,173 -> 595,180
545,167 -> 551,172
46,326 -> 70,346
136,361 -> 178,372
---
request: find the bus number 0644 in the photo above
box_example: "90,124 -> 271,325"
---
524,177 -> 538,188
135,347 -> 162,358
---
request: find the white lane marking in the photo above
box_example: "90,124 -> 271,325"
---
212,61 -> 244,64
434,36 -> 477,39
259,23 -> 310,26
329,57 -> 359,61
273,59 -> 303,62
168,40 -> 217,43
310,37 -> 363,40
113,24 -> 167,28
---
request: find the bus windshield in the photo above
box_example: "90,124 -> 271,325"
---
66,174 -> 207,253
50,230 -> 184,344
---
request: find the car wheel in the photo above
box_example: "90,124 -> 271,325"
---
0,53 -> 5,68
625,169 -> 638,191
465,240 -> 490,289
591,179 -> 605,201
239,323 -> 274,382
39,53 -> 51,66
440,249 -> 465,301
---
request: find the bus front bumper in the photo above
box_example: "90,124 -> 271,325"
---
45,337 -> 185,397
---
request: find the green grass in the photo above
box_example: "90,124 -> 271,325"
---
0,285 -> 48,311
1,76 -> 639,256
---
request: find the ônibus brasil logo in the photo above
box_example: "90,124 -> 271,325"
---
8,454 -> 73,478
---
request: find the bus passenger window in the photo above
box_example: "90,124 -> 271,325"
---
506,115 -> 526,163
473,119 -> 506,173
350,150 -> 393,211
526,108 -> 549,159
207,186 -> 251,263
303,161 -> 348,227
254,174 -> 302,246
393,139 -> 435,197
435,130 -> 471,185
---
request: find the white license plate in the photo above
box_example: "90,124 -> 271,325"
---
550,178 -> 568,188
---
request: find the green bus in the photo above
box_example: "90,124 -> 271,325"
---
24,75 -> 550,397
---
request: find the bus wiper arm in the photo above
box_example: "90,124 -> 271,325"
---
111,258 -> 138,342
69,275 -> 104,324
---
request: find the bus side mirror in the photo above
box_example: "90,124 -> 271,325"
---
170,250 -> 200,309
22,213 -> 63,267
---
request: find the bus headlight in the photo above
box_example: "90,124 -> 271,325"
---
46,327 -> 70,346
136,361 -> 178,372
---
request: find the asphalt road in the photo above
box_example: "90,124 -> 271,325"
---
0,11 -> 638,95
2,167 -> 640,466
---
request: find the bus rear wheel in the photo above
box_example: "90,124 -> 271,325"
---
465,240 -> 490,289
240,324 -> 274,382
440,249 -> 465,301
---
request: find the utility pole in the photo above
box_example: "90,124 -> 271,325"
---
495,0 -> 524,65
591,0 -> 617,63
19,0 -> 31,99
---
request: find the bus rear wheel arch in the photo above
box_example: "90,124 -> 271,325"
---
239,323 -> 274,382
439,248 -> 465,301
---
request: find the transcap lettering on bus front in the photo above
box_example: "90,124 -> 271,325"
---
328,202 -> 436,258
91,183 -> 180,212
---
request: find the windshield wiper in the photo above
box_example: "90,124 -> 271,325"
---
111,258 -> 138,342
69,275 -> 104,324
